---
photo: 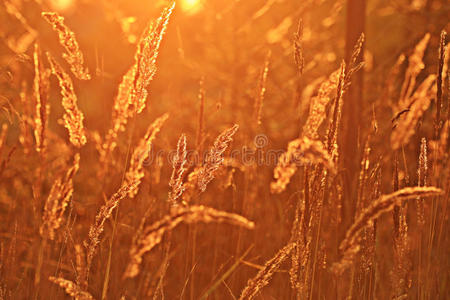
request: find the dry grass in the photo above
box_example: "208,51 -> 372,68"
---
0,1 -> 449,299
41,11 -> 91,80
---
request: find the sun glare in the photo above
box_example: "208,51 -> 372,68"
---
49,0 -> 75,12
181,0 -> 202,14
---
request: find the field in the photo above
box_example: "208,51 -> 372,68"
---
0,0 -> 449,299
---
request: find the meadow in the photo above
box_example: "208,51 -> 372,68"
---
0,0 -> 449,299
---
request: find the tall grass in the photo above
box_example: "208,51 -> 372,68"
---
0,0 -> 448,299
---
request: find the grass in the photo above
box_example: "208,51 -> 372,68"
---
0,0 -> 449,299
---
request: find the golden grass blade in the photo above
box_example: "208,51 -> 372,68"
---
303,68 -> 340,140
435,31 -> 447,138
195,77 -> 206,155
332,186 -> 443,275
40,154 -> 80,240
239,242 -> 295,300
132,1 -> 175,114
47,52 -> 87,148
74,244 -> 87,290
33,44 -> 50,154
399,33 -> 430,107
288,167 -> 312,296
416,138 -> 428,226
124,205 -> 255,278
124,113 -> 169,197
182,125 -> 239,202
345,33 -> 365,77
99,67 -> 137,168
84,181 -> 138,281
391,74 -> 436,150
4,1 -> 37,53
49,276 -> 94,300
253,50 -> 271,126
326,60 -> 346,154
293,19 -> 304,75
197,124 -> 239,192
0,123 -> 8,158
168,134 -> 187,206
271,137 -> 335,194
99,2 -> 175,169
200,246 -> 254,300
181,167 -> 202,203
18,82 -> 33,155
41,12 -> 90,80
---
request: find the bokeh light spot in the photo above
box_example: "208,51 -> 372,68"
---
49,0 -> 75,12
181,0 -> 202,14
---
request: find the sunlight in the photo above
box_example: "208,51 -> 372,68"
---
49,0 -> 75,12
181,0 -> 202,14
1,0 -> 449,298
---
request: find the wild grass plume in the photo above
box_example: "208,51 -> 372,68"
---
42,12 -> 91,80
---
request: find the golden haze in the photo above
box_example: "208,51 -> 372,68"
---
0,0 -> 449,299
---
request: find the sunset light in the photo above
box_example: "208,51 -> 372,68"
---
49,0 -> 75,12
0,0 -> 449,299
181,0 -> 202,13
